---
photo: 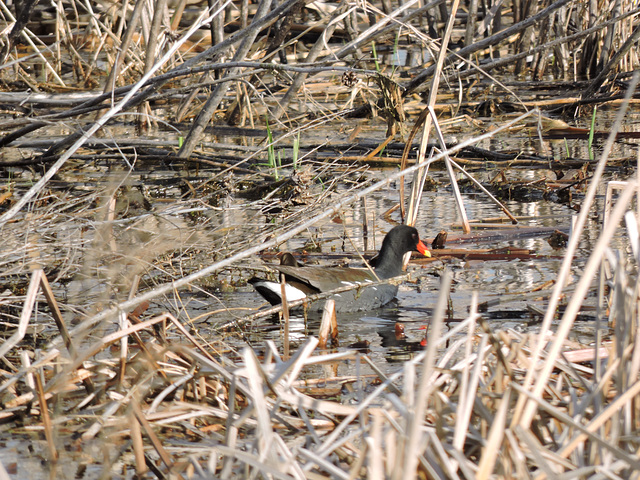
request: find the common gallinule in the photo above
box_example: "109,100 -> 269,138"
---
249,225 -> 430,312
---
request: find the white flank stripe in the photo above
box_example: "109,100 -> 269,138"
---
259,281 -> 308,301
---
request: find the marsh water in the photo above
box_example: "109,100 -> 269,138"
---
163,110 -> 636,360
32,111 -> 640,326
2,99 -> 640,480
31,106 -> 635,375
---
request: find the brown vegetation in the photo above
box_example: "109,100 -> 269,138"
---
1,0 -> 640,478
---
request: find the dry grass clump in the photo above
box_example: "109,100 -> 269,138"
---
1,232 -> 639,479
0,0 -> 638,165
0,103 -> 639,477
1,0 -> 640,478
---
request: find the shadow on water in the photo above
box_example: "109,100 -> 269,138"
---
245,302 -> 433,368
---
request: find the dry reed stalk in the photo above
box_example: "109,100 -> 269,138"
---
0,1 -> 66,86
136,0 -> 170,129
404,0 -> 460,230
405,0 -> 574,95
585,21 -> 640,98
129,411 -> 147,476
0,269 -> 42,358
241,347 -> 274,460
280,272 -> 290,359
447,155 -> 518,224
131,399 -> 176,471
33,365 -> 58,463
0,6 -> 218,229
514,73 -> 640,429
317,299 -> 337,349
467,6 -> 640,86
402,269 -> 450,479
44,313 -> 175,394
45,109 -> 534,346
3,3 -> 640,477
452,292 -> 479,454
177,0 -> 274,158
2,257 -> 640,478
273,1 -> 351,119
431,107 -> 471,233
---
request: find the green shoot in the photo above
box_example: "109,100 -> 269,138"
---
371,41 -> 381,72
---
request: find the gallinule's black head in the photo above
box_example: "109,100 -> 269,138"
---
249,225 -> 430,312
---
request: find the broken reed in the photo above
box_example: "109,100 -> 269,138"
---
3,208 -> 640,478
1,89 -> 639,476
1,0 -> 637,97
1,0 -> 637,176
0,0 -> 640,477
